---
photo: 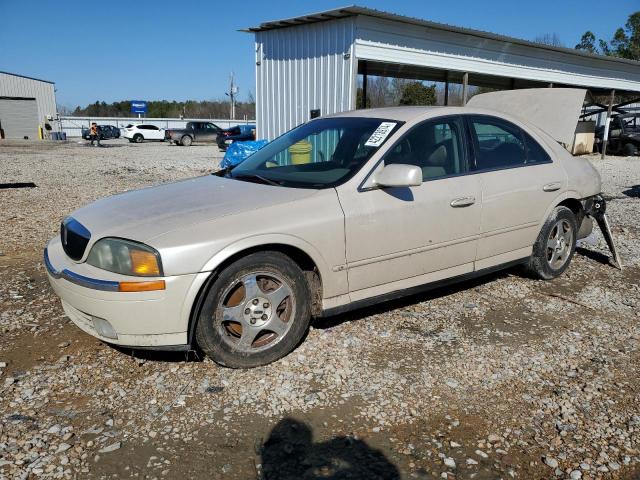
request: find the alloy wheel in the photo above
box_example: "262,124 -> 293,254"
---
216,272 -> 295,353
546,219 -> 574,270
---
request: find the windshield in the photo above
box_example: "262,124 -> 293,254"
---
229,117 -> 402,188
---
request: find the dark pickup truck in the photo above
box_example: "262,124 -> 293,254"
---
595,113 -> 640,156
166,121 -> 222,146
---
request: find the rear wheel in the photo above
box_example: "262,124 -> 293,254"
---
526,206 -> 577,280
181,135 -> 192,147
623,143 -> 638,157
195,252 -> 311,368
133,134 -> 143,143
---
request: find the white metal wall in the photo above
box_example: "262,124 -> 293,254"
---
0,72 -> 57,129
255,17 -> 357,140
60,117 -> 254,137
354,16 -> 640,93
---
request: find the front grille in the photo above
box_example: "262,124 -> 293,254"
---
60,218 -> 91,261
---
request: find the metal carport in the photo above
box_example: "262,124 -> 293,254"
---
245,5 -> 640,145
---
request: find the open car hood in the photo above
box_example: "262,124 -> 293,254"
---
467,88 -> 586,146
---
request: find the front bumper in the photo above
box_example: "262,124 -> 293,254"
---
44,238 -> 208,348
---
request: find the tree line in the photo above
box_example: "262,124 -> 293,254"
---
66,99 -> 256,119
575,11 -> 639,60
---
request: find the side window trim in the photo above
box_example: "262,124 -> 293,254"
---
359,115 -> 469,191
521,130 -> 553,165
463,114 -> 552,173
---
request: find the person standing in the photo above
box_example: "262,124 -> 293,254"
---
89,122 -> 100,147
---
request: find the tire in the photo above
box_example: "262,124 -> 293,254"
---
133,134 -> 143,143
180,135 -> 192,147
623,143 -> 638,157
526,206 -> 577,280
128,139 -> 134,143
195,251 -> 311,368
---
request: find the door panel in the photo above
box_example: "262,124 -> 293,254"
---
338,176 -> 481,295
337,116 -> 481,297
466,115 -> 567,265
476,164 -> 565,262
201,123 -> 218,141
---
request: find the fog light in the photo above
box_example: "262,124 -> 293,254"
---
92,316 -> 118,340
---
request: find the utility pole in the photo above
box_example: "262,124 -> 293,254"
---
226,72 -> 238,120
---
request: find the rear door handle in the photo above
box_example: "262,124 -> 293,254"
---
450,196 -> 476,208
543,182 -> 562,192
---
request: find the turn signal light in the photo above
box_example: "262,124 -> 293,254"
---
118,280 -> 166,292
130,250 -> 161,276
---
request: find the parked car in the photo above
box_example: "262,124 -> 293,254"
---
124,124 -> 165,143
166,121 -> 222,146
217,124 -> 257,151
81,125 -> 120,140
45,89 -> 606,369
595,113 -> 640,156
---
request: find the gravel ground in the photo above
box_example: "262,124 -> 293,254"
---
0,138 -> 639,480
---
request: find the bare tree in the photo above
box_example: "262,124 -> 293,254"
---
533,33 -> 565,47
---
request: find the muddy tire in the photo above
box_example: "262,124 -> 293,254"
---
526,206 -> 577,280
180,135 -> 192,147
195,251 -> 311,368
133,134 -> 143,143
623,143 -> 638,157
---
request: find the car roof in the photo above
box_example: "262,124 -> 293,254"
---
326,105 -> 525,122
328,106 -> 443,122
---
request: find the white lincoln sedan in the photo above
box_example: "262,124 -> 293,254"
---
45,89 -> 609,368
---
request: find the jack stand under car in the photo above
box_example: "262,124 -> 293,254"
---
585,195 -> 623,270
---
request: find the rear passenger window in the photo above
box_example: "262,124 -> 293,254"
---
523,131 -> 551,164
384,117 -> 466,181
469,116 -> 525,170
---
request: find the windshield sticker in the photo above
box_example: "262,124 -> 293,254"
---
364,122 -> 397,147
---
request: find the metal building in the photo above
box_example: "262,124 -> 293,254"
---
246,6 -> 640,140
0,71 -> 57,139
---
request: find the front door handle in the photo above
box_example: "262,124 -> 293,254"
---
543,182 -> 562,192
450,196 -> 476,208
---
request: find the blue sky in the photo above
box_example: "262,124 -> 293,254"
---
0,0 -> 637,109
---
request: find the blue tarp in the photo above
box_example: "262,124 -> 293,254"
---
220,140 -> 268,169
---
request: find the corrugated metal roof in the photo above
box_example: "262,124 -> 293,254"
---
243,5 -> 640,68
0,71 -> 55,84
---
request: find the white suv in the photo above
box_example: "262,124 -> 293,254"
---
124,124 -> 165,143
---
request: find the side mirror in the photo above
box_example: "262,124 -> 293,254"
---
374,164 -> 422,188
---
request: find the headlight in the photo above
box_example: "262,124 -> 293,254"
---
86,238 -> 163,277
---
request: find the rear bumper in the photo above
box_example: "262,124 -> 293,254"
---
44,239 -> 209,348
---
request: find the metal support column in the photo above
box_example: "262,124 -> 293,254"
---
462,72 -> 469,106
361,61 -> 368,109
444,71 -> 450,106
601,89 -> 615,159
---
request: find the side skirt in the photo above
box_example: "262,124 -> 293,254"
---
320,258 -> 529,318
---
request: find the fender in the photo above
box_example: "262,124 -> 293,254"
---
537,189 -> 583,231
179,233 -> 345,349
199,233 -> 338,296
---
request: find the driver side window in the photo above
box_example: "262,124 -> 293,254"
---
384,117 -> 466,181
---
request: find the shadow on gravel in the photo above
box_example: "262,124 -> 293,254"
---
80,144 -> 125,148
111,346 -> 204,363
575,246 -> 612,266
260,418 -> 400,480
315,268 -> 515,330
622,185 -> 640,198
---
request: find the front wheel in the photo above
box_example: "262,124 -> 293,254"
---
195,252 -> 311,368
526,206 -> 577,280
